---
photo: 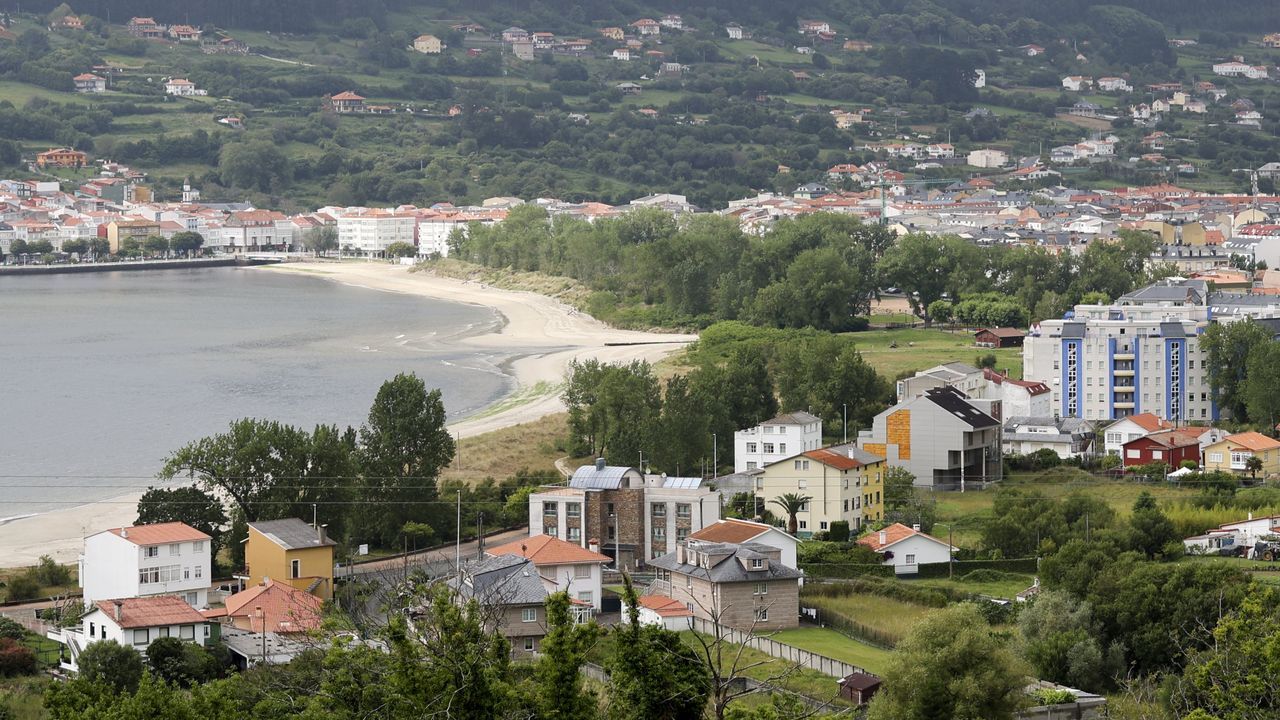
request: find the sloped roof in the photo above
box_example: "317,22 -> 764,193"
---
637,595 -> 692,617
105,522 -> 209,546
804,445 -> 884,470
223,579 -> 324,633
569,463 -> 637,489
689,518 -> 788,545
857,522 -> 953,552
978,327 -> 1025,338
762,410 -> 821,425
487,534 -> 611,565
94,596 -> 206,629
1114,412 -> 1173,433
923,386 -> 998,428
1221,431 -> 1280,452
330,91 -> 365,101
452,554 -> 547,606
1127,426 -> 1210,449
249,518 -> 336,550
648,542 -> 802,583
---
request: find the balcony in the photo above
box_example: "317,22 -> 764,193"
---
1113,369 -> 1135,377
1114,352 -> 1135,361
1113,385 -> 1135,393
1114,401 -> 1135,409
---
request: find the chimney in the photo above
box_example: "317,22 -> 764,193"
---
120,528 -> 128,539
912,524 -> 921,532
595,457 -> 606,471
848,447 -> 855,459
113,600 -> 123,622
588,538 -> 600,554
878,530 -> 887,545
317,524 -> 326,544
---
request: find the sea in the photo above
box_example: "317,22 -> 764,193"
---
0,266 -> 514,520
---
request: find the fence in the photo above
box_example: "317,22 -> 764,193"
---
689,617 -> 863,679
801,557 -> 1038,582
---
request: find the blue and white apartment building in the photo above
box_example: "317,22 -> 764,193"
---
1023,279 -> 1280,422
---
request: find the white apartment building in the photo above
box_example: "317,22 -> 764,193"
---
80,522 -> 212,609
336,208 -> 416,255
1023,280 -> 1216,422
733,411 -> 823,473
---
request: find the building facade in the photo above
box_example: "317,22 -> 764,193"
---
648,541 -> 802,631
755,445 -> 884,537
80,523 -> 212,609
857,386 -> 1001,489
244,519 -> 336,600
732,411 -> 823,472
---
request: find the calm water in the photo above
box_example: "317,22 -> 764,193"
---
0,267 -> 513,518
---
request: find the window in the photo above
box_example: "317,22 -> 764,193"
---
798,501 -> 809,512
1209,452 -> 1223,463
194,565 -> 202,579
779,443 -> 787,454
763,426 -> 774,434
1106,432 -> 1121,444
819,521 -> 828,530
524,638 -> 535,651
798,520 -> 808,530
794,459 -> 810,470
144,546 -> 159,558
751,558 -> 764,569
653,526 -> 666,539
577,591 -> 593,605
133,629 -> 149,645
843,499 -> 849,512
607,525 -> 616,540
204,625 -> 210,638
1152,450 -> 1163,460
763,443 -> 775,454
905,554 -> 916,565
568,527 -> 581,541
185,592 -> 197,606
543,501 -> 558,516
651,503 -> 666,517
522,608 -> 537,623
192,541 -> 204,553
158,626 -> 170,638
546,527 -> 559,538
180,625 -> 195,640
686,602 -> 695,612
686,576 -> 693,590
89,622 -> 95,637
754,582 -> 768,595
676,527 -> 689,541
169,543 -> 180,556
746,462 -> 757,470
778,426 -> 787,434
754,608 -> 769,622
676,503 -> 691,519
290,559 -> 301,579
138,565 -> 181,585
606,502 -> 615,517
746,442 -> 758,453
1127,449 -> 1141,459
566,502 -> 581,518
574,564 -> 591,579
183,567 -> 190,580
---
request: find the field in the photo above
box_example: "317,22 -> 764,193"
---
847,327 -> 1024,379
440,411 -> 568,484
770,627 -> 893,674
677,632 -> 852,706
914,572 -> 1036,599
803,592 -> 939,646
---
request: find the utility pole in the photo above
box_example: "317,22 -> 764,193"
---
712,433 -> 718,479
476,512 -> 484,560
455,490 -> 461,572
843,403 -> 848,444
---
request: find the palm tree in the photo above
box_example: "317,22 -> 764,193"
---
770,493 -> 812,536
1246,455 -> 1264,481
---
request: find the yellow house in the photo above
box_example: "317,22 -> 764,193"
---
105,219 -> 160,254
245,518 -> 336,600
756,445 -> 884,538
1202,432 -> 1280,477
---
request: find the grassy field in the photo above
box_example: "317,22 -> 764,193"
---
770,627 -> 893,674
803,592 -> 939,645
678,632 -> 851,706
0,677 -> 48,720
847,327 -> 1024,379
913,572 -> 1036,599
441,411 -> 568,484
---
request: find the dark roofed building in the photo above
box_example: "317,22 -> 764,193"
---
975,327 -> 1026,348
838,672 -> 882,705
649,540 -> 802,630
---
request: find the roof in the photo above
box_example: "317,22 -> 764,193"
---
978,327 -> 1025,338
761,410 -> 821,426
568,463 -> 637,489
857,523 -> 954,552
330,91 -> 365,101
487,534 -> 611,565
222,579 -> 324,633
689,518 -> 791,545
840,672 -> 882,690
1125,427 -> 1206,449
105,522 -> 209,546
94,596 -> 206,629
923,386 -> 998,428
1113,412 -> 1173,433
648,541 -> 803,584
804,445 -> 884,470
637,595 -> 692,617
1219,431 -> 1280,452
982,369 -> 1050,396
248,518 -> 336,550
450,554 -> 547,606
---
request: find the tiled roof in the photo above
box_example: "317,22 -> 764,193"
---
1128,427 -> 1206,448
1223,431 -> 1280,452
223,579 -> 323,633
95,596 -> 206,629
857,522 -> 952,552
106,522 -> 209,546
487,534 -> 611,565
804,445 -> 883,470
1123,413 -> 1174,433
330,91 -> 365,101
688,518 -> 783,545
637,595 -> 692,617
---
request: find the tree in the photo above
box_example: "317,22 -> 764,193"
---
62,238 -> 89,256
170,231 -> 204,257
144,235 -> 170,257
769,493 -> 810,535
146,637 -> 221,687
4,574 -> 39,602
867,604 -> 1027,720
1018,590 -> 1119,691
76,640 -> 143,693
1243,342 -> 1280,432
136,486 -> 228,567
1128,491 -> 1179,559
878,234 -> 981,324
304,225 -> 338,257
1246,455 -> 1264,481
1173,593 -> 1280,720
610,575 -> 710,720
1202,318 -> 1273,421
535,592 -> 599,720
357,373 -> 456,547
385,241 -> 416,258
564,359 -> 661,462
219,140 -> 290,192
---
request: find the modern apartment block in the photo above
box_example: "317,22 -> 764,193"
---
732,411 -> 823,472
527,461 -> 720,568
1023,279 -> 1217,422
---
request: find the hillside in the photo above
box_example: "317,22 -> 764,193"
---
0,0 -> 1278,209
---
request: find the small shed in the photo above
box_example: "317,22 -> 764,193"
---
838,672 -> 882,705
975,327 -> 1025,348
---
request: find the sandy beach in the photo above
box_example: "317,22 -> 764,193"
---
0,261 -> 694,568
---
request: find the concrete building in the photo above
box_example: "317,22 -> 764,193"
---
79,522 -> 212,609
733,411 -> 823,472
444,554 -> 559,657
1002,416 -> 1094,459
649,540 -> 802,631
413,34 -> 443,53
244,519 -> 336,601
857,386 -> 1001,490
49,596 -> 214,673
968,148 -> 1009,168
896,363 -> 985,402
982,369 -> 1052,418
527,461 -> 720,568
73,73 -> 105,93
1100,412 -> 1173,457
336,208 -> 416,255
755,444 -> 885,536
688,518 -> 799,570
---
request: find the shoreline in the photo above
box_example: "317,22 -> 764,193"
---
0,261 -> 695,568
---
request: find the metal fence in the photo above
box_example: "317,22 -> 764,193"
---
689,617 -> 863,679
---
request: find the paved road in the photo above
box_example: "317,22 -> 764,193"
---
345,526 -> 529,577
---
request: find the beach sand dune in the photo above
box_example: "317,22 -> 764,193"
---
0,261 -> 694,568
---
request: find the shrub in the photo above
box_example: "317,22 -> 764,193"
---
959,568 -> 1022,584
33,556 -> 71,587
77,640 -> 143,693
828,520 -> 850,542
0,638 -> 37,677
3,574 -> 40,603
1033,688 -> 1078,705
0,617 -> 24,641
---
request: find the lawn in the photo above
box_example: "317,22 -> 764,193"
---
802,592 -> 939,645
770,627 -> 893,674
677,632 -> 852,706
845,327 -> 1024,378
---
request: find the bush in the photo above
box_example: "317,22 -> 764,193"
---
3,574 -> 40,602
77,640 -> 143,693
959,568 -> 1023,584
0,638 -> 37,677
0,617 -> 24,641
33,556 -> 71,587
828,520 -> 850,542
1033,688 -> 1078,705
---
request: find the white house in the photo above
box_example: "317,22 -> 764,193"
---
1184,513 -> 1280,557
1062,76 -> 1093,92
73,73 -> 106,93
164,78 -> 207,96
80,522 -> 212,609
857,522 -> 956,575
688,518 -> 799,569
1097,77 -> 1132,93
725,24 -> 744,40
973,69 -> 986,88
1100,412 -> 1173,457
486,534 -> 611,610
612,48 -> 633,61
1002,416 -> 1094,459
48,595 -> 213,673
1213,61 -> 1268,79
733,411 -> 823,472
968,148 -> 1008,168
981,369 -> 1052,418
628,595 -> 694,630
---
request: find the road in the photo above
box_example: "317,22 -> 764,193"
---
345,526 -> 529,577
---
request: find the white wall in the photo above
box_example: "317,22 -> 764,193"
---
81,532 -> 210,609
733,420 -> 823,473
882,535 -> 952,573
544,562 -> 604,610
